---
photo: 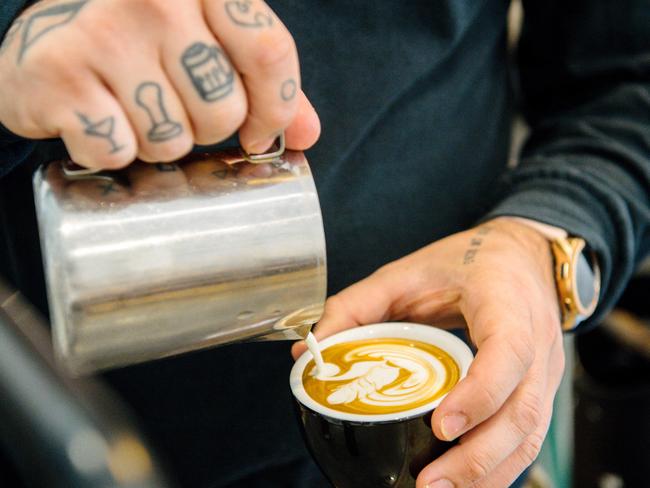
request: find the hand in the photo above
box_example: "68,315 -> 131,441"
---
0,0 -> 320,169
292,218 -> 566,488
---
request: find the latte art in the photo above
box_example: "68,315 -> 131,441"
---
302,338 -> 460,415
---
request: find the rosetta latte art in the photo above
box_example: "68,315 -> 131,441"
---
303,338 -> 460,415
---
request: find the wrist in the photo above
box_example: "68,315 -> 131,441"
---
493,217 -> 600,331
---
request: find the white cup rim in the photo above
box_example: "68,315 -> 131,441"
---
289,322 -> 474,423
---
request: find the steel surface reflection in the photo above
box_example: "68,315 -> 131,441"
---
34,150 -> 327,375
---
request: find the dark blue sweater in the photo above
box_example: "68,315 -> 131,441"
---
1,1 -> 649,486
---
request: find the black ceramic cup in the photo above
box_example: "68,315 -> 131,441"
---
290,323 -> 474,488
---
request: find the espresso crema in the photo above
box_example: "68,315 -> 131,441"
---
302,338 -> 460,415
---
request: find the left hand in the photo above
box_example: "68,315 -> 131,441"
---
292,218 -> 566,488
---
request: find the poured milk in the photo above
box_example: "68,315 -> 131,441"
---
305,332 -> 339,378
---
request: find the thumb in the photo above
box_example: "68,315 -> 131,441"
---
291,269 -> 395,360
285,90 -> 321,150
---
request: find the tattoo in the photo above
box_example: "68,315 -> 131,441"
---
280,79 -> 297,101
18,1 -> 88,64
76,112 -> 125,154
462,225 -> 493,265
182,42 -> 234,102
225,0 -> 273,28
0,19 -> 23,56
135,82 -> 183,143
155,163 -> 178,172
97,181 -> 119,196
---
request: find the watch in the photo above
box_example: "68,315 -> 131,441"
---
550,236 -> 601,331
506,218 -> 601,331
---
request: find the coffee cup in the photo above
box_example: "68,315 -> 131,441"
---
290,322 -> 473,488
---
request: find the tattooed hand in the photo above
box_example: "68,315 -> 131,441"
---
293,218 -> 566,488
0,0 -> 319,169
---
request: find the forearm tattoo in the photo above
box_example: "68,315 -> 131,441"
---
0,19 -> 23,56
135,82 -> 183,142
17,1 -> 88,64
76,112 -> 125,154
225,0 -> 273,28
181,42 -> 234,102
463,225 -> 493,265
280,79 -> 297,101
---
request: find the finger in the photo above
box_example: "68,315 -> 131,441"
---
284,90 -> 321,150
126,161 -> 190,197
163,14 -> 248,146
469,354 -> 562,488
290,258 -> 465,360
316,270 -> 396,330
430,297 -> 536,443
92,50 -> 194,162
54,83 -> 137,170
203,0 -> 301,153
416,357 -> 550,488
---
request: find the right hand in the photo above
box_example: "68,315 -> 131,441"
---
0,0 -> 320,169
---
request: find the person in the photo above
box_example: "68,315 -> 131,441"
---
0,1 -> 648,487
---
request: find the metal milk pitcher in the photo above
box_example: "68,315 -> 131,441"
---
33,144 -> 327,375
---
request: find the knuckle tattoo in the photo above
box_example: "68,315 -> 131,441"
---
225,0 -> 273,29
280,79 -> 297,101
76,112 -> 126,155
135,82 -> 183,143
182,42 -> 235,102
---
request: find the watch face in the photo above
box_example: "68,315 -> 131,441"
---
576,252 -> 596,310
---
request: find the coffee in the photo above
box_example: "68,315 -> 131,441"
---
291,323 -> 473,488
302,338 -> 460,415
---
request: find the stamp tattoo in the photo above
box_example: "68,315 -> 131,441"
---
135,82 -> 183,143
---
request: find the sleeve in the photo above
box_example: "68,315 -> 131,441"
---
0,0 -> 38,177
484,0 -> 650,330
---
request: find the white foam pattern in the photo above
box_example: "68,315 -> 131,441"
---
315,343 -> 447,408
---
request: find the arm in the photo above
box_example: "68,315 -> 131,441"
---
294,3 -> 649,487
486,0 -> 650,329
